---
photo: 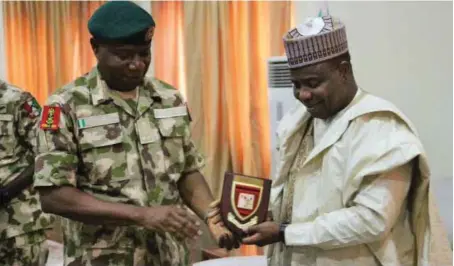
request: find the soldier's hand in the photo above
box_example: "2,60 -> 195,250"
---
207,213 -> 241,250
204,199 -> 240,250
138,206 -> 201,239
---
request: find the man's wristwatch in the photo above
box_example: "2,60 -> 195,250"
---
279,223 -> 289,244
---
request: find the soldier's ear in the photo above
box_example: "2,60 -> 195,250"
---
90,38 -> 100,57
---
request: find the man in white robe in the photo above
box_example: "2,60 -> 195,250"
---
242,15 -> 452,266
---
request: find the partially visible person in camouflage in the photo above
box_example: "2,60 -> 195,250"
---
0,81 -> 53,266
33,1 -> 239,266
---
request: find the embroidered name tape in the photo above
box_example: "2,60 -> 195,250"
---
0,114 -> 13,121
40,106 -> 61,130
77,113 -> 120,129
153,106 -> 187,119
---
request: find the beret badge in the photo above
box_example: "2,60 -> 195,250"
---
146,27 -> 155,42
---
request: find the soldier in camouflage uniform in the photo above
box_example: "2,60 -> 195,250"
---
0,81 -> 53,266
33,2 -> 239,266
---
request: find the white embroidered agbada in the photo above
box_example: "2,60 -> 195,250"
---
266,89 -> 452,266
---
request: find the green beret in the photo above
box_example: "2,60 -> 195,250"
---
88,1 -> 156,45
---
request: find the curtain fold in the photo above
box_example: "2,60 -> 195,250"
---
3,1 -> 104,105
151,1 -> 186,98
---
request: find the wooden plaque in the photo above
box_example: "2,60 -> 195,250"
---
219,172 -> 271,237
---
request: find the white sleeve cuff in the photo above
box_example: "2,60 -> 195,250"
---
284,222 -> 314,246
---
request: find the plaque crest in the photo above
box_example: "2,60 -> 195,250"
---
231,181 -> 262,221
220,172 -> 271,237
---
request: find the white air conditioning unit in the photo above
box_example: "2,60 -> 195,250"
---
267,56 -> 299,178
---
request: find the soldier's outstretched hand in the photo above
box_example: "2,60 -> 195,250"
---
138,206 -> 202,240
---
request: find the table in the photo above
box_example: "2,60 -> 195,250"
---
193,256 -> 267,266
201,247 -> 263,260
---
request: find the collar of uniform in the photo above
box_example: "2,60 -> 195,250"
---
89,69 -> 163,107
87,67 -> 113,106
143,77 -> 163,103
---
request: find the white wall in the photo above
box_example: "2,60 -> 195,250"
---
294,1 -> 453,180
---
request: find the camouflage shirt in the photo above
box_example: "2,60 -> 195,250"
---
34,68 -> 205,265
0,81 -> 52,242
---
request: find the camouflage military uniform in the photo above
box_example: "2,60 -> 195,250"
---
0,81 -> 53,266
34,68 -> 205,266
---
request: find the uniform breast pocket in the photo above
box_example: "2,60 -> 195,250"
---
78,123 -> 129,186
0,114 -> 16,158
156,116 -> 189,180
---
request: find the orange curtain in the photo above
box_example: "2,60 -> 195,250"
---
3,1 -> 104,105
151,1 -> 186,98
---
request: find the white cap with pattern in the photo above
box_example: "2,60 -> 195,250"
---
283,16 -> 349,69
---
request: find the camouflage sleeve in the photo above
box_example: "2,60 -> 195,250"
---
34,99 -> 79,188
179,99 -> 205,174
182,131 -> 206,174
16,93 -> 41,158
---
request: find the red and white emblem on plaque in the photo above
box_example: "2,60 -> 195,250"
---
231,182 -> 262,221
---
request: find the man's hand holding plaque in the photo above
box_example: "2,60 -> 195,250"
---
218,172 -> 272,238
204,200 -> 241,250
